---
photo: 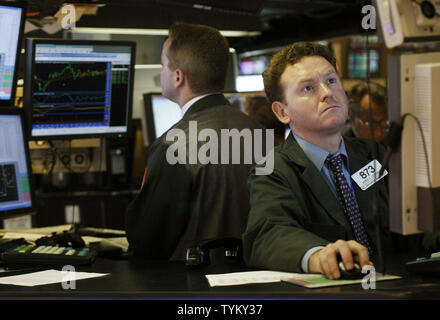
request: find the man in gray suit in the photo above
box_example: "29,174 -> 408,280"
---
126,23 -> 265,260
243,42 -> 391,279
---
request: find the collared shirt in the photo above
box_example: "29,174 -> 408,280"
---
291,132 -> 357,273
181,92 -> 221,116
292,132 -> 354,196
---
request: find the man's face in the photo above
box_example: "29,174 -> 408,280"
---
351,94 -> 388,142
277,56 -> 348,139
160,38 -> 175,101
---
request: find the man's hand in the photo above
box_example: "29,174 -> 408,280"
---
308,240 -> 372,279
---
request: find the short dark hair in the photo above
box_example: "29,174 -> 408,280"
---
263,42 -> 336,103
348,81 -> 387,117
167,23 -> 230,94
245,96 -> 286,141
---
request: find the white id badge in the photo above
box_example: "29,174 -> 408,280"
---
351,160 -> 388,191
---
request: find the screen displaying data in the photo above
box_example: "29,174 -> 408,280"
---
0,112 -> 33,215
0,4 -> 24,104
25,40 -> 135,139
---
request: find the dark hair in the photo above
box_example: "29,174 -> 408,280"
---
245,96 -> 286,141
263,42 -> 336,103
348,81 -> 387,117
167,23 -> 230,94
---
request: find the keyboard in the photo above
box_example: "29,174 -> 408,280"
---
405,252 -> 440,274
1,244 -> 97,269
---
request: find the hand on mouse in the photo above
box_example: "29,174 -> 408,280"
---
308,240 -> 372,280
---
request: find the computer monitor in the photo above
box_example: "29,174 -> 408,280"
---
23,38 -> 136,140
0,108 -> 35,220
143,93 -> 182,145
347,49 -> 380,79
143,91 -> 267,145
236,74 -> 264,92
388,51 -> 440,235
0,1 -> 26,107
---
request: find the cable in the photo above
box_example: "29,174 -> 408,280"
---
362,17 -> 386,275
401,113 -> 432,189
401,113 -> 437,220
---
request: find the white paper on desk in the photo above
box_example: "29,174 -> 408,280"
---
0,269 -> 109,287
205,270 -> 320,287
2,232 -> 46,242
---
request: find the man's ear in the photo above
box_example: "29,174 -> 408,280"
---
174,68 -> 184,88
272,101 -> 291,125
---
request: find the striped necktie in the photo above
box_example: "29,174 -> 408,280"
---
326,154 -> 372,254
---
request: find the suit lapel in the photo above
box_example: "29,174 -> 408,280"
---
281,134 -> 350,228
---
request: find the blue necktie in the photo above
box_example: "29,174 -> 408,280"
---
326,154 -> 372,254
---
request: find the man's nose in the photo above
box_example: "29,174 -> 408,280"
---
319,82 -> 333,103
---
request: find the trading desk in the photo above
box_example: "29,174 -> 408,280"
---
0,253 -> 438,300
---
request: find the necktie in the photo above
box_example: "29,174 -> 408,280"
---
326,154 -> 372,254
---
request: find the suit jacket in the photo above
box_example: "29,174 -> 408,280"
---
125,94 -> 264,260
242,133 -> 392,273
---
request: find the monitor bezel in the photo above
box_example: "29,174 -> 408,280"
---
23,38 -> 136,141
0,107 -> 37,220
0,1 -> 26,107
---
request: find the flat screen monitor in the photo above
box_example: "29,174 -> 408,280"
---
143,93 -> 182,145
23,38 -> 136,140
348,49 -> 380,79
143,91 -> 267,144
0,108 -> 35,220
0,1 -> 26,107
388,51 -> 440,235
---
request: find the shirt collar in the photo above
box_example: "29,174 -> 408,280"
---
291,131 -> 348,170
181,92 -> 220,116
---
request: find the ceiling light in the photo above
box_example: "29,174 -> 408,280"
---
68,27 -> 260,37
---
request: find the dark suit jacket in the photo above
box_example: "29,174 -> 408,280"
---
125,94 -> 264,260
243,133 -> 392,273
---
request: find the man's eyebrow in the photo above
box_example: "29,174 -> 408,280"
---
296,70 -> 337,85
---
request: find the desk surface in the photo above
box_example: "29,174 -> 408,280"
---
0,254 -> 439,300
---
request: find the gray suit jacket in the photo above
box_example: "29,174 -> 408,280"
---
243,133 -> 391,272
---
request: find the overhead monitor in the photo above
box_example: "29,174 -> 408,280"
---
387,51 -> 440,235
347,49 -> 380,79
142,91 -> 267,145
236,74 -> 264,92
0,108 -> 35,220
375,0 -> 440,48
0,1 -> 26,107
23,38 -> 136,140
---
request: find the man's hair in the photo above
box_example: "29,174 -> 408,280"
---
348,81 -> 387,117
167,22 -> 230,94
263,42 -> 336,103
245,96 -> 286,141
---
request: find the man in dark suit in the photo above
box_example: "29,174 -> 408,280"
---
125,23 -> 265,260
243,42 -> 390,279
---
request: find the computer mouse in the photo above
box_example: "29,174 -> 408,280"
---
338,258 -> 364,280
